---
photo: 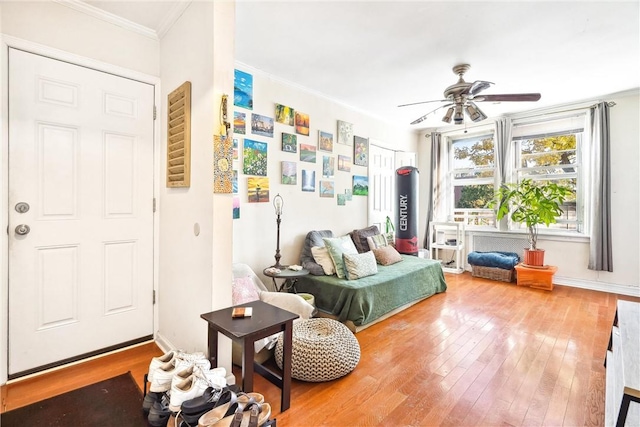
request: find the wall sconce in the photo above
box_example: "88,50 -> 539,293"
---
272,194 -> 284,269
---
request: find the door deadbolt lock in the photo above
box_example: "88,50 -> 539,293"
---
15,224 -> 30,236
15,202 -> 30,213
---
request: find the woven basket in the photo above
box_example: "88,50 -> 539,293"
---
471,265 -> 515,282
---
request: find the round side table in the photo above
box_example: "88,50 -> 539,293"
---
263,267 -> 309,292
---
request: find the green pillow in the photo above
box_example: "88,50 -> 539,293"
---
322,235 -> 358,279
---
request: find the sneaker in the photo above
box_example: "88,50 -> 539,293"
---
169,374 -> 211,412
201,367 -> 227,389
149,360 -> 180,393
174,353 -> 211,374
148,350 -> 177,383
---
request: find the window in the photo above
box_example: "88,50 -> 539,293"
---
450,134 -> 496,227
437,111 -> 589,236
511,114 -> 586,233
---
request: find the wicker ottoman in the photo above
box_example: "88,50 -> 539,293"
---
275,318 -> 360,382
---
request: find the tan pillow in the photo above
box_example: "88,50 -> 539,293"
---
311,246 -> 335,275
372,245 -> 403,266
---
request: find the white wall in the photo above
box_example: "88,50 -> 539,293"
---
418,91 -> 640,296
157,1 -> 234,373
0,1 -> 159,77
231,66 -> 417,286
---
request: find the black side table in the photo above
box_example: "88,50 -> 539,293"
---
263,267 -> 309,292
200,300 -> 298,412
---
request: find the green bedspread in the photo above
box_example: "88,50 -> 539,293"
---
294,255 -> 447,326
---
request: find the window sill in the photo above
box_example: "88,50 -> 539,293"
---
467,228 -> 590,244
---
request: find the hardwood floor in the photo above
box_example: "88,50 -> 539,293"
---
2,272 -> 638,426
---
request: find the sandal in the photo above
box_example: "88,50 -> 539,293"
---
197,390 -> 238,427
230,402 -> 271,427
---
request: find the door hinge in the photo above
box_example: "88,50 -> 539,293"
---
153,105 -> 157,121
153,198 -> 156,213
153,290 -> 156,305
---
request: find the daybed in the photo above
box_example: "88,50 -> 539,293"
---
295,228 -> 447,332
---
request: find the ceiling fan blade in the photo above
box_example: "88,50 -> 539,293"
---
410,103 -> 453,125
474,93 -> 541,102
398,99 -> 448,108
466,80 -> 493,96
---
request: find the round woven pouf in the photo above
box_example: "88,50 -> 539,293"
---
275,318 -> 360,382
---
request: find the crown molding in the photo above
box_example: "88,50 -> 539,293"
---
156,1 -> 192,39
53,0 -> 159,40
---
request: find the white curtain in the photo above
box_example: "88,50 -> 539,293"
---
588,102 -> 613,271
424,132 -> 442,248
494,118 -> 512,230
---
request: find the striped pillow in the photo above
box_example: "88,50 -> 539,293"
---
366,233 -> 388,250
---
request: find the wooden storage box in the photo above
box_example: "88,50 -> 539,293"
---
471,265 -> 515,282
514,264 -> 557,290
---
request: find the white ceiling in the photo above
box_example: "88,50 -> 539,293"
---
82,1 -> 640,130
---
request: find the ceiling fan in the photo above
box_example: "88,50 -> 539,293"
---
399,64 -> 541,125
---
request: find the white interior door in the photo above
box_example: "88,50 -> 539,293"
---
369,144 -> 396,232
8,49 -> 155,376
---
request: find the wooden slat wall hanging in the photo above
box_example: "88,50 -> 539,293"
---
166,81 -> 191,187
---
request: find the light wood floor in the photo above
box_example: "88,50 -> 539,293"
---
2,272 -> 638,426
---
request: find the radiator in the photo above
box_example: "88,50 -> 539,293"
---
472,234 -> 529,259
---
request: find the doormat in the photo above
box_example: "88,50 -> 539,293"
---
1,372 -> 147,426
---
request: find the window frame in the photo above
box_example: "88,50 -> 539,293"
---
448,132 -> 497,229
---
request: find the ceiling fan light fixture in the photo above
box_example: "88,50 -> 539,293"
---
466,103 -> 487,122
442,107 -> 454,123
453,105 -> 464,125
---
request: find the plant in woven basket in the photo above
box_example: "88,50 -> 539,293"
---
489,178 -> 572,265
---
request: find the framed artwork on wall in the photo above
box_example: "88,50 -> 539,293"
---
243,139 -> 268,176
318,131 -> 333,152
234,69 -> 253,110
320,181 -> 334,198
281,161 -> 297,185
275,103 -> 295,125
337,194 -> 346,205
338,155 -> 351,172
248,177 -> 269,203
353,175 -> 368,196
300,143 -> 316,163
251,113 -> 274,138
353,135 -> 369,167
233,196 -> 240,219
295,111 -> 310,135
282,133 -> 297,153
301,170 -> 316,192
322,156 -> 335,178
233,111 -> 246,134
337,120 -> 353,145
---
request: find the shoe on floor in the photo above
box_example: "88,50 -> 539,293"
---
148,350 -> 178,383
169,374 -> 212,412
150,360 -> 180,393
148,394 -> 173,427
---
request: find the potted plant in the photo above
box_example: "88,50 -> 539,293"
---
490,178 -> 572,266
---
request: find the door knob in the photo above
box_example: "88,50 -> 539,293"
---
15,224 -> 30,236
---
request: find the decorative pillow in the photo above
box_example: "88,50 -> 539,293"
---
232,277 -> 260,305
367,233 -> 388,250
383,232 -> 396,247
299,230 -> 334,275
323,235 -> 358,279
350,225 -> 381,253
372,245 -> 403,266
343,251 -> 378,280
311,246 -> 336,275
